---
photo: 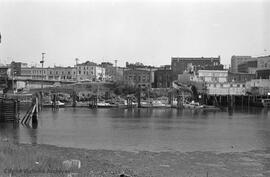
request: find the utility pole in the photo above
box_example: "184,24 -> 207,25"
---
40,53 -> 45,89
40,53 -> 45,109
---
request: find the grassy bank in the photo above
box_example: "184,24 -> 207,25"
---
0,140 -> 269,177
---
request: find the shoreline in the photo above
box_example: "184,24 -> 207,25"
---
1,141 -> 270,177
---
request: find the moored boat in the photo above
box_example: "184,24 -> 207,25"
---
97,101 -> 117,108
43,100 -> 65,108
183,101 -> 203,109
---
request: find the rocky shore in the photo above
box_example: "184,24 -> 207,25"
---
0,140 -> 270,177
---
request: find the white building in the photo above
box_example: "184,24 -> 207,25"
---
198,70 -> 228,83
207,82 -> 246,95
21,67 -> 48,80
76,61 -> 106,81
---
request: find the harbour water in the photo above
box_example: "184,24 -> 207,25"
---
1,107 -> 270,153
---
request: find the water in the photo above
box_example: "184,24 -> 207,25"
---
1,107 -> 270,153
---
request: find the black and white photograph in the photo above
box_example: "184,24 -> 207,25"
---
0,0 -> 270,176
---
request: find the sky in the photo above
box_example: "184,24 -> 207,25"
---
0,0 -> 269,68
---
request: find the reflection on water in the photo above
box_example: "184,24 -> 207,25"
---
1,107 -> 270,152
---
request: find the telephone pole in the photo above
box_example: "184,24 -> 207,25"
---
40,53 -> 45,109
40,53 -> 45,89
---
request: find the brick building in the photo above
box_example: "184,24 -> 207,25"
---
228,72 -> 256,82
237,60 -> 257,73
154,65 -> 172,88
0,67 -> 9,93
256,69 -> 270,79
171,56 -> 223,80
123,68 -> 152,88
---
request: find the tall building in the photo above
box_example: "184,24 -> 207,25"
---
237,60 -> 257,74
10,61 -> 28,76
231,56 -> 256,73
257,55 -> 270,69
171,56 -> 223,80
231,55 -> 270,73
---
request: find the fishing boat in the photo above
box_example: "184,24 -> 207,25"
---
201,105 -> 221,111
151,100 -> 171,108
183,101 -> 203,109
97,101 -> 117,108
43,100 -> 65,108
140,100 -> 171,108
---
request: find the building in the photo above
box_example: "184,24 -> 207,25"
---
257,55 -> 270,69
123,68 -> 152,88
231,55 -> 270,73
100,62 -> 115,81
21,67 -> 48,80
154,65 -> 172,88
76,61 -> 105,81
10,61 -> 28,76
246,79 -> 270,95
126,62 -> 157,84
198,70 -> 228,83
206,82 -> 246,95
230,56 -> 253,73
0,67 -> 9,93
256,68 -> 270,79
47,67 -> 76,81
228,72 -> 256,82
237,60 -> 257,73
171,56 -> 223,80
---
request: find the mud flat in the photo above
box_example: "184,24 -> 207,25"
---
0,141 -> 270,177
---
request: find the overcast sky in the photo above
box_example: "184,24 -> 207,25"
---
0,0 -> 269,67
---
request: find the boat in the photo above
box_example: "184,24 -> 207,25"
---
117,100 -> 138,108
151,100 -> 171,108
201,105 -> 221,111
97,101 -> 117,108
140,100 -> 171,108
43,100 -> 65,108
183,101 -> 204,109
